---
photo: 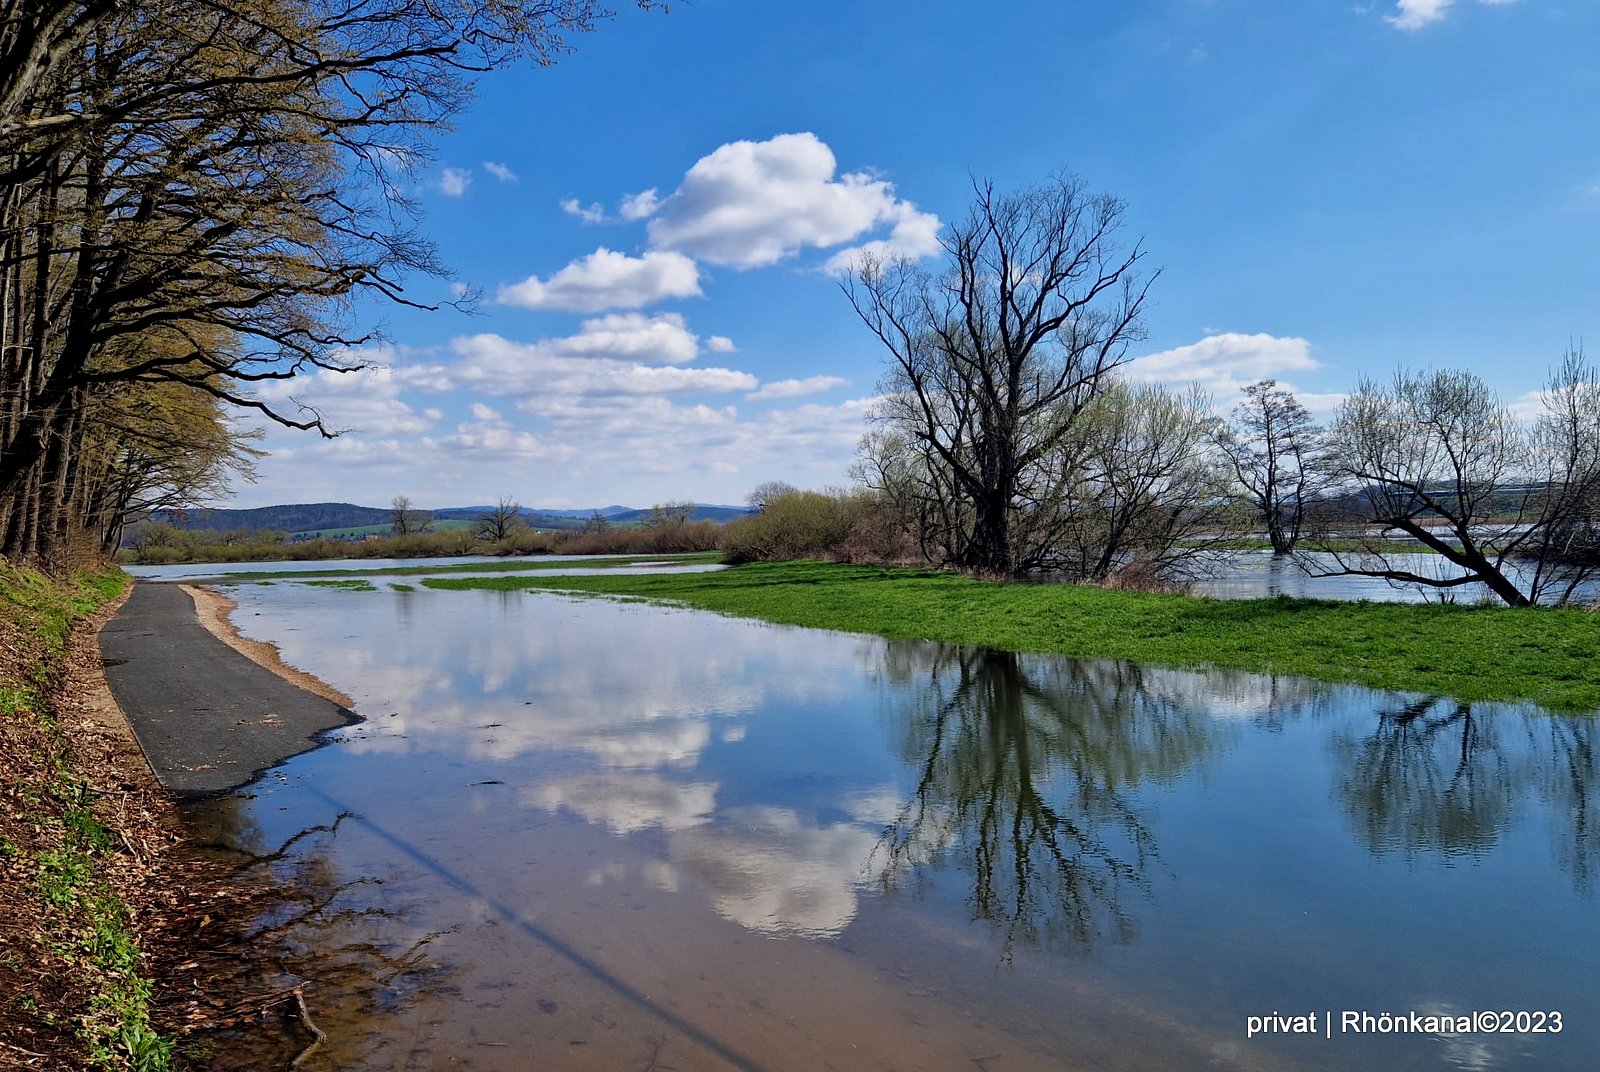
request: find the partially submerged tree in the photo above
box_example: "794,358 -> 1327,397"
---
846,175 -> 1154,576
1216,379 -> 1325,554
1314,350 -> 1600,606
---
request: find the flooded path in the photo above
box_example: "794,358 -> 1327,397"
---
175,579 -> 1598,1071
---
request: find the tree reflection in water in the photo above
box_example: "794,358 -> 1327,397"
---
1333,697 -> 1599,892
172,799 -> 456,1071
869,642 -> 1222,956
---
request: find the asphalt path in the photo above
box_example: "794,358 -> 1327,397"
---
100,583 -> 356,799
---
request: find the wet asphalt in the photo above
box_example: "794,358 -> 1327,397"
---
99,583 -> 356,799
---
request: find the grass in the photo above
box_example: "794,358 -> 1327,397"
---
1,562 -> 175,1070
423,560 -> 1600,712
216,551 -> 720,582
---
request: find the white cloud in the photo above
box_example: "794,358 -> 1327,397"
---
483,161 -> 518,183
823,201 -> 943,276
560,197 -> 606,224
646,132 -> 939,269
437,167 -> 472,197
1386,0 -> 1453,28
619,188 -> 660,220
497,249 -> 702,313
1121,333 -> 1318,394
449,318 -> 756,402
554,312 -> 702,364
1119,333 -> 1347,417
706,335 -> 737,353
251,363 -> 445,436
1386,0 -> 1514,30
748,375 -> 849,401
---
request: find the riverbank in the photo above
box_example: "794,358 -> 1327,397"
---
0,564 -> 183,1069
423,560 -> 1600,711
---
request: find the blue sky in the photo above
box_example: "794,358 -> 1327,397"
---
237,0 -> 1599,510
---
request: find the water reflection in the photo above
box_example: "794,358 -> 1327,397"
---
1333,698 -> 1517,860
191,584 -> 1600,1071
177,798 -> 455,1071
1333,699 -> 1599,891
870,643 -> 1223,953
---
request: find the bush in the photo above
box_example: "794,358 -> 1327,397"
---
721,488 -> 916,564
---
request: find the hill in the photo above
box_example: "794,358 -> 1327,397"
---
149,501 -> 751,536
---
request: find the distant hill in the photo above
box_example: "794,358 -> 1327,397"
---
149,501 -> 751,535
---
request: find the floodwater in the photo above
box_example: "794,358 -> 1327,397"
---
182,580 -> 1599,1071
1190,551 -> 1600,605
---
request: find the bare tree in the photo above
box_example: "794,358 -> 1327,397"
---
475,497 -> 525,542
390,496 -> 431,536
1215,379 -> 1325,554
846,175 -> 1153,576
1314,351 -> 1600,606
1044,382 -> 1239,583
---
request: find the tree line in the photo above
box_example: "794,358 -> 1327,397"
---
734,176 -> 1600,608
0,0 -> 648,568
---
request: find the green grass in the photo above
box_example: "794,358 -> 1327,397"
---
423,560 -> 1600,712
2,563 -> 175,1070
295,578 -> 378,591
221,551 -> 720,581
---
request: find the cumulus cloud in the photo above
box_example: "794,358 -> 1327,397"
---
1385,0 -> 1515,30
251,363 -> 446,436
706,335 -> 737,353
449,318 -> 756,402
822,201 -> 943,276
560,197 -> 606,224
1121,333 -> 1318,394
619,188 -> 660,220
437,167 -> 472,197
483,161 -> 518,183
646,132 -> 939,269
747,375 -> 849,401
497,249 -> 702,312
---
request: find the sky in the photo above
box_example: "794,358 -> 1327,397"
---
231,0 -> 1599,510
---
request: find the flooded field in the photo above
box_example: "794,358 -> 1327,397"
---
182,579 -> 1598,1071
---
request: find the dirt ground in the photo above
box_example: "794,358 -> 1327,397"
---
0,585 -> 334,1069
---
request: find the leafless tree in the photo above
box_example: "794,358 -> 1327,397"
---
475,497 -> 525,542
1215,379 -> 1326,554
390,495 -> 431,536
1044,382 -> 1239,583
846,174 -> 1154,576
1313,350 -> 1600,606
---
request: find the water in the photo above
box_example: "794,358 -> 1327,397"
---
1190,550 -> 1600,605
182,582 -> 1599,1071
126,553 -> 724,583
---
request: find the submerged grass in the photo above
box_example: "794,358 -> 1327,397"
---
216,551 -> 719,582
424,560 -> 1600,712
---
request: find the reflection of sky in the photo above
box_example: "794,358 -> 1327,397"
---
219,580 -> 1600,1070
229,584 -> 894,937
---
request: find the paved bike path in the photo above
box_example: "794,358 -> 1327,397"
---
100,583 -> 357,799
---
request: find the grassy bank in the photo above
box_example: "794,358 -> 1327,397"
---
0,564 -> 176,1070
424,560 -> 1600,711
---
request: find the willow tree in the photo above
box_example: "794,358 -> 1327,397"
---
846,175 -> 1153,576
